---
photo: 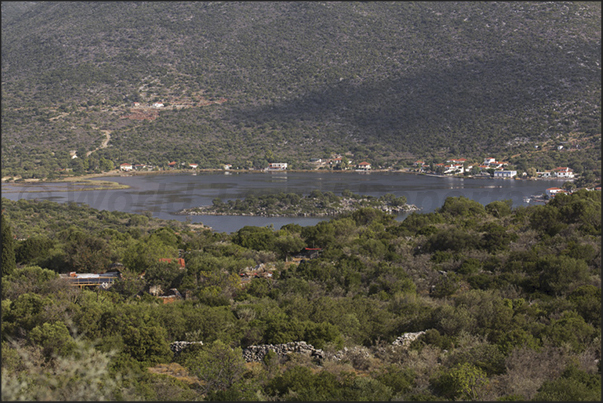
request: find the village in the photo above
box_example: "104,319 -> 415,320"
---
116,153 -> 580,180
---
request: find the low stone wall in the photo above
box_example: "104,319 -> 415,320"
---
170,332 -> 427,361
392,331 -> 426,348
242,341 -> 325,362
170,341 -> 203,354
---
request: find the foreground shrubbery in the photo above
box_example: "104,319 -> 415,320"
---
1,191 -> 600,400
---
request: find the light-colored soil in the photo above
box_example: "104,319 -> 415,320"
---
86,130 -> 112,157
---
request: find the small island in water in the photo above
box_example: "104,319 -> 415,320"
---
177,190 -> 420,217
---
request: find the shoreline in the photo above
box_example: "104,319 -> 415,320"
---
1,168 -> 570,193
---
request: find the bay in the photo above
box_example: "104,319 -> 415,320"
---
1,171 -> 565,233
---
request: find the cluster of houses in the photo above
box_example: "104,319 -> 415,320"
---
117,154 -> 576,179
119,162 -> 198,171
308,156 -> 372,171
119,160 -> 373,172
413,157 -> 575,179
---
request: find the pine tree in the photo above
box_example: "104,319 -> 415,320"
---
1,213 -> 17,277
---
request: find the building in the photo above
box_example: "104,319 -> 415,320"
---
436,163 -> 463,174
189,163 -> 198,169
553,167 -> 574,179
493,170 -> 517,178
60,271 -> 121,288
357,162 -> 371,171
152,102 -> 164,108
267,162 -> 288,170
158,258 -> 186,269
545,187 -> 565,198
120,163 -> 133,171
482,158 -> 508,169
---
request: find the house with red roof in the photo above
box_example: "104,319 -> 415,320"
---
545,187 -> 566,198
553,167 -> 574,179
357,162 -> 371,171
158,258 -> 186,269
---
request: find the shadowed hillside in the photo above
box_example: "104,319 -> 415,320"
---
1,1 -> 600,177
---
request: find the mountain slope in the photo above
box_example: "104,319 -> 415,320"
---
1,1 -> 600,176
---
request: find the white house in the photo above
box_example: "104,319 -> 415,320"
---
120,163 -> 133,171
189,163 -> 198,169
357,162 -> 371,171
268,162 -> 288,170
493,170 -> 517,178
545,187 -> 565,198
152,102 -> 164,108
436,163 -> 463,174
553,167 -> 574,179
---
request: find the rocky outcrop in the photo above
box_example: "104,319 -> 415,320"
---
242,341 -> 325,362
170,341 -> 203,355
392,331 -> 426,348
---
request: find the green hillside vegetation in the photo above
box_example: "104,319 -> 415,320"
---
1,190 -> 600,400
1,2 -> 600,179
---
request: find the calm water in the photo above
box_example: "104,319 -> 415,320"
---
2,171 -> 565,233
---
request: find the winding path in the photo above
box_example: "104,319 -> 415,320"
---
86,130 -> 111,157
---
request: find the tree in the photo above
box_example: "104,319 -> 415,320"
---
121,324 -> 172,364
15,236 -> 55,266
231,226 -> 276,252
536,255 -> 590,297
274,230 -> 306,260
533,365 -> 601,401
184,340 -> 246,395
485,199 -> 513,218
1,337 -> 127,401
431,362 -> 489,400
144,261 -> 183,292
1,266 -> 59,300
439,196 -> 486,217
99,157 -> 114,172
29,321 -> 77,358
64,234 -> 113,273
123,235 -> 179,273
1,214 -> 16,277
562,181 -> 576,192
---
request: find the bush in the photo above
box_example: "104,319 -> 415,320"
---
431,362 -> 489,400
438,196 -> 486,217
29,321 -> 77,358
532,365 -> 601,401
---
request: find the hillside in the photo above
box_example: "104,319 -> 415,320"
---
1,191 -> 601,400
1,1 -> 600,177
